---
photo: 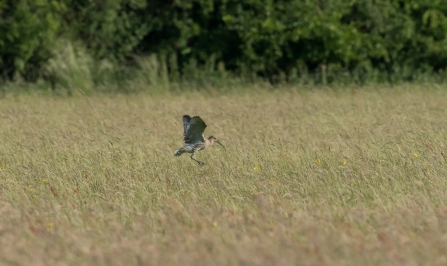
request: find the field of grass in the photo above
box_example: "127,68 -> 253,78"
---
1,84 -> 447,265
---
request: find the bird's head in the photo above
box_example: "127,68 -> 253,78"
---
208,136 -> 226,151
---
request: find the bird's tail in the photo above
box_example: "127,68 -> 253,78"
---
174,148 -> 184,156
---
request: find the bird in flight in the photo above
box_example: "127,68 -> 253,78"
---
174,115 -> 226,166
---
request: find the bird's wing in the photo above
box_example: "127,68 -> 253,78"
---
184,116 -> 207,144
182,115 -> 192,137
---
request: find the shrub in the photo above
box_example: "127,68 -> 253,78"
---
0,0 -> 65,80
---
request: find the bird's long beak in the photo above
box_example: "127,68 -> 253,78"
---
215,140 -> 226,151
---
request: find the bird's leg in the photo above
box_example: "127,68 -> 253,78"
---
190,153 -> 205,166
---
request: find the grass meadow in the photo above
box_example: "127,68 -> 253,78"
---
1,83 -> 447,265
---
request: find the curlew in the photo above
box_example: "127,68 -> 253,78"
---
174,115 -> 226,166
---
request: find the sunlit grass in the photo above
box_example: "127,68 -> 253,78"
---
1,84 -> 447,265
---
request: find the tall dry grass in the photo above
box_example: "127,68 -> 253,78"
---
1,84 -> 447,265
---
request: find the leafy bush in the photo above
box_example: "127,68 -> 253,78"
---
62,0 -> 447,81
1,0 -> 447,84
0,0 -> 65,80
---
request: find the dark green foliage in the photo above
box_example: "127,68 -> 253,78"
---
1,0 -> 447,84
0,0 -> 65,80
343,0 -> 447,81
60,0 -> 152,61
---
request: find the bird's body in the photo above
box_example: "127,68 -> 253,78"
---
174,115 -> 225,165
174,137 -> 217,156
174,143 -> 200,155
